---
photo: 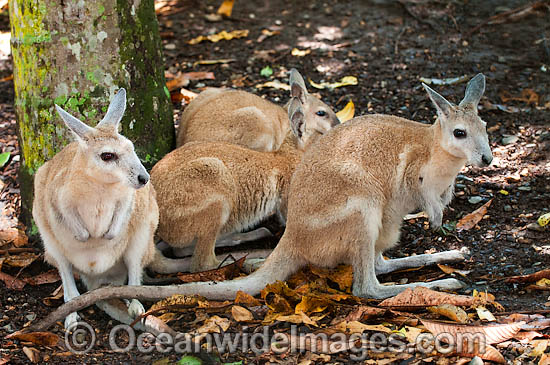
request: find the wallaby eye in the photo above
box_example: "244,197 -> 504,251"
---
316,110 -> 327,117
100,152 -> 117,162
453,129 -> 467,139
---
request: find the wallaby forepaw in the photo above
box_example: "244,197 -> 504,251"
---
102,231 -> 115,240
127,299 -> 145,319
64,312 -> 81,330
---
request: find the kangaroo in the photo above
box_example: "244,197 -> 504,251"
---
60,74 -> 491,306
176,69 -> 339,152
32,89 -> 188,329
151,77 -> 340,273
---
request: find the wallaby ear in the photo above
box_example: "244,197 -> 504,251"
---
288,97 -> 305,139
459,73 -> 485,110
423,83 -> 455,121
97,88 -> 126,129
289,68 -> 308,105
55,104 -> 94,140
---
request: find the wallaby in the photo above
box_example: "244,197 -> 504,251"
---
32,89 -> 188,329
151,73 -> 340,273
176,69 -> 339,152
67,74 -> 491,304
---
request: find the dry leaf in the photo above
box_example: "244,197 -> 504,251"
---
436,264 -> 471,277
177,256 -> 245,283
505,269 -> 550,283
8,332 -> 59,347
530,340 -> 550,357
538,213 -> 550,227
150,294 -> 204,312
334,320 -> 392,334
255,79 -> 290,91
501,313 -> 550,331
345,306 -> 387,321
399,326 -> 423,343
22,347 -> 40,363
421,319 -> 524,344
295,295 -> 330,315
232,306 -> 254,322
166,72 -> 215,91
0,74 -> 13,83
456,199 -> 492,231
43,285 -> 63,306
500,89 -> 539,106
235,290 -> 261,307
403,211 -> 429,220
0,271 -> 26,290
540,353 -> 550,365
309,76 -> 358,90
428,304 -> 469,323
4,252 -> 39,269
379,287 -> 478,308
188,30 -> 249,45
335,100 -> 355,122
196,315 -> 231,334
23,270 -> 60,286
217,0 -> 235,17
476,306 -> 496,322
0,228 -> 28,247
309,264 -> 353,292
291,48 -> 311,57
271,312 -> 317,326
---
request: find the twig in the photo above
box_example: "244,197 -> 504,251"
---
394,26 -> 408,56
464,1 -> 550,38
0,248 -> 39,255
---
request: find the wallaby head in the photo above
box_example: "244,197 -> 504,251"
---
423,73 -> 493,167
55,89 -> 150,189
288,69 -> 339,147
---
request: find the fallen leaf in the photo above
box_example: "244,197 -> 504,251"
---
309,76 -> 358,90
428,304 -> 469,323
513,331 -> 545,342
234,290 -> 261,307
177,256 -> 245,283
379,287 -> 478,308
540,353 -> 550,365
0,271 -> 26,290
192,58 -> 236,67
309,264 -> 353,292
530,339 -> 550,357
295,295 -> 331,315
538,213 -> 550,227
334,320 -> 392,334
0,74 -> 13,82
421,319 -> 524,344
476,306 -> 496,322
232,306 -> 254,322
3,252 -> 39,269
500,89 -> 539,106
396,326 -> 423,343
0,356 -> 9,365
456,199 -> 492,231
419,75 -> 469,85
196,315 -> 231,334
403,211 -> 429,220
216,0 -> 235,17
344,306 -> 387,321
271,312 -> 317,326
255,79 -> 290,91
0,228 -> 28,247
8,332 -> 59,347
436,264 -> 471,277
23,270 -> 60,286
505,269 -> 550,283
260,65 -> 273,78
257,29 -> 280,43
188,30 -> 249,45
43,285 -> 63,306
291,48 -> 311,57
335,100 -> 355,122
501,313 -> 550,331
166,72 -> 215,91
22,347 -> 40,363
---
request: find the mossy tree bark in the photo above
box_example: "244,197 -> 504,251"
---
10,0 -> 175,234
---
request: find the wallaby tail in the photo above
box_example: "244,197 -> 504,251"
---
149,248 -> 192,274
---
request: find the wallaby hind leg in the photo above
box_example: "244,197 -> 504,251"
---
375,249 -> 467,275
352,218 -> 465,299
191,228 -> 222,273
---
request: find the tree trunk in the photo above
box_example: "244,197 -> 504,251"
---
9,0 -> 175,234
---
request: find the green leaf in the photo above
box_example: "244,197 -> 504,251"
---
260,65 -> 273,78
178,355 -> 202,365
223,362 -> 243,365
0,152 -> 10,168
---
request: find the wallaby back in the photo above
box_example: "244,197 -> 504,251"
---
151,84 -> 340,273
176,69 -> 339,152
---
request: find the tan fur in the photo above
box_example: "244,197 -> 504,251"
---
176,69 -> 339,152
125,74 -> 492,301
152,93 -> 339,273
33,90 -> 159,328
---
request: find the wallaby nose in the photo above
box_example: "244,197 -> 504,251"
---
138,174 -> 149,186
482,154 -> 493,166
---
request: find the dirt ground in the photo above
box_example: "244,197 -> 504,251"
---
1,0 -> 550,364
